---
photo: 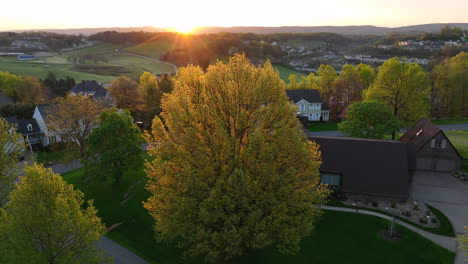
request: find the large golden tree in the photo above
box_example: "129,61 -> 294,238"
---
144,54 -> 327,262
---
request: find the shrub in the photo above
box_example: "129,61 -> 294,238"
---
372,201 -> 379,207
391,201 -> 396,208
413,204 -> 419,211
426,210 -> 431,216
431,218 -> 438,224
419,218 -> 428,224
402,211 -> 412,217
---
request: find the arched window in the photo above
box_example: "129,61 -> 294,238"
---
27,123 -> 33,132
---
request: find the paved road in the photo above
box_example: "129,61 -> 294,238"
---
117,50 -> 178,74
410,171 -> 468,264
321,205 -> 457,253
309,123 -> 468,137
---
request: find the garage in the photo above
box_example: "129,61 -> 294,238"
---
415,158 -> 459,172
400,119 -> 462,173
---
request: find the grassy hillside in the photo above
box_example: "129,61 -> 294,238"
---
0,43 -> 174,82
273,64 -> 307,82
124,40 -> 175,59
445,130 -> 468,171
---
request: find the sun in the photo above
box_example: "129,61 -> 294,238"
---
172,25 -> 193,34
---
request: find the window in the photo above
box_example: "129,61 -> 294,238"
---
315,113 -> 320,120
300,104 -> 305,110
27,124 -> 33,132
309,104 -> 314,110
431,138 -> 446,149
321,173 -> 341,190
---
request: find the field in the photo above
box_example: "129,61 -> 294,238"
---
62,168 -> 455,264
273,64 -> 307,82
0,43 -> 174,82
124,39 -> 176,59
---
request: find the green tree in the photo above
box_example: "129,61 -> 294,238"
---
364,57 -> 430,124
432,52 -> 468,117
89,108 -> 144,184
460,227 -> 468,254
139,72 -> 162,119
0,71 -> 23,98
316,64 -> 337,101
144,54 -> 328,262
356,63 -> 376,88
0,117 -> 24,205
338,101 -> 402,139
108,76 -> 141,111
0,164 -> 107,264
14,75 -> 46,104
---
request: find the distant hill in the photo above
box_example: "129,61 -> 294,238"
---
4,23 -> 468,36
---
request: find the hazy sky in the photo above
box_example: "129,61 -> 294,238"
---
1,0 -> 467,31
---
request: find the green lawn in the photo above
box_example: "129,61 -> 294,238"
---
229,211 -> 454,264
445,130 -> 468,171
62,168 -> 455,264
36,150 -> 80,163
124,40 -> 175,59
0,43 -> 174,81
273,64 -> 307,82
307,122 -> 339,132
432,118 -> 468,125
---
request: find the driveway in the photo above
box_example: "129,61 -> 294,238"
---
410,170 -> 468,264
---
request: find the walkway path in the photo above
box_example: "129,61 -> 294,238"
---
309,123 -> 468,137
320,205 -> 457,253
117,50 -> 178,74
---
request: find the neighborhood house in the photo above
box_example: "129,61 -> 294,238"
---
286,89 -> 330,121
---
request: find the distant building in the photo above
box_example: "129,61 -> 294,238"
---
17,54 -> 35,61
6,116 -> 43,149
286,89 -> 330,121
70,80 -> 109,98
0,91 -> 14,107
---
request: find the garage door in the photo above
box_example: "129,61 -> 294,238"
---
416,158 -> 433,170
435,159 -> 458,172
416,158 -> 459,172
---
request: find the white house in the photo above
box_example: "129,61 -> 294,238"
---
286,89 -> 330,121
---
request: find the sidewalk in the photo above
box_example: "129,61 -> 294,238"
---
320,205 -> 457,253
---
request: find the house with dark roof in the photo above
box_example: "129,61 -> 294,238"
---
286,89 -> 330,121
6,117 -> 43,149
0,91 -> 14,107
399,118 -> 462,172
309,136 -> 413,198
70,80 -> 109,98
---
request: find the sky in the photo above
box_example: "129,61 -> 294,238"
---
1,0 -> 467,31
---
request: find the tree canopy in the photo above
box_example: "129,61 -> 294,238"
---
89,108 -> 144,184
108,76 -> 141,111
0,164 -> 107,264
47,95 -> 102,158
364,57 -> 430,122
338,101 -> 402,139
144,54 -> 328,262
0,117 -> 24,205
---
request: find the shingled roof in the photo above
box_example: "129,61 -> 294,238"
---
309,136 -> 412,198
399,118 -> 441,150
0,91 -> 14,106
6,116 -> 41,135
70,80 -> 108,98
286,89 -> 323,104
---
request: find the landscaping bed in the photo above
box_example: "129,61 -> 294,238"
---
328,196 -> 455,237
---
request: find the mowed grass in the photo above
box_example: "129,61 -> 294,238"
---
445,130 -> 468,171
62,168 -> 455,264
36,149 -> 80,163
124,39 -> 176,59
433,118 -> 468,125
307,122 -> 339,132
273,64 -> 307,82
0,43 -> 174,81
0,59 -> 116,82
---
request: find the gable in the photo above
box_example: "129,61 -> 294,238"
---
417,131 -> 463,160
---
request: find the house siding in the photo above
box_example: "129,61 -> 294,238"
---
295,100 -> 330,121
414,131 -> 461,172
